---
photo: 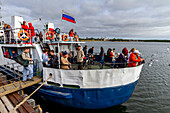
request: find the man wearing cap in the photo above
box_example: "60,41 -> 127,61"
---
128,50 -> 144,67
61,51 -> 71,69
77,45 -> 85,69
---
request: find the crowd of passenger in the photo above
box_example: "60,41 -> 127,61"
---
42,45 -> 144,70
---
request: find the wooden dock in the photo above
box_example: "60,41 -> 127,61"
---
0,73 -> 42,113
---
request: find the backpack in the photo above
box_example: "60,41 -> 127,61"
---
14,54 -> 29,67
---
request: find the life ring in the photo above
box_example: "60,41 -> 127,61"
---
46,31 -> 54,40
18,30 -> 29,41
62,34 -> 68,41
74,35 -> 79,42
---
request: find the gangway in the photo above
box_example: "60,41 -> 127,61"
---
0,75 -> 42,97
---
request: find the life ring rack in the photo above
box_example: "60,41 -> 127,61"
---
62,34 -> 69,41
18,30 -> 30,41
46,31 -> 54,40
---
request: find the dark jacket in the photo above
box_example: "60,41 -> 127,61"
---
83,47 -> 87,56
49,55 -> 58,67
115,53 -> 127,68
88,48 -> 93,54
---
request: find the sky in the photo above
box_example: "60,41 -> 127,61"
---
1,0 -> 170,39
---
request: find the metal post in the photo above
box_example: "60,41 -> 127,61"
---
3,31 -> 5,44
9,30 -> 11,43
58,42 -> 60,69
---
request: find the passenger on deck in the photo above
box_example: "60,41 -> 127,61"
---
128,50 -> 144,67
99,47 -> 105,64
128,48 -> 136,62
11,50 -> 18,59
69,28 -> 74,41
83,45 -> 88,65
4,49 -> 10,58
77,45 -> 85,69
61,52 -> 71,70
83,45 -> 88,57
3,24 -> 7,39
28,23 -> 35,43
88,47 -> 94,55
39,31 -> 43,43
42,49 -> 49,66
6,25 -> 14,43
21,21 -> 29,32
115,47 -> 128,68
110,49 -> 116,67
22,48 -> 33,81
49,50 -> 58,68
68,51 -> 74,64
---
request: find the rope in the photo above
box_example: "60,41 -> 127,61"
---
9,73 -> 53,113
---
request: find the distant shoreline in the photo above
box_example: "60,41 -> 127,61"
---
79,38 -> 170,42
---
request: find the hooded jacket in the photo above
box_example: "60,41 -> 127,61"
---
28,23 -> 35,37
128,53 -> 141,67
21,24 -> 29,32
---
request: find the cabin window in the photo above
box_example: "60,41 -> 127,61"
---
2,47 -> 18,59
1,47 -> 33,60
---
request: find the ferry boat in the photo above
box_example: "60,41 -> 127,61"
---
0,16 -> 144,109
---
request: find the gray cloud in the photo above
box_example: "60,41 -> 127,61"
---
1,0 -> 170,39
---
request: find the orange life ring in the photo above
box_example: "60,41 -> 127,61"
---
46,31 -> 54,40
74,35 -> 79,42
62,34 -> 68,41
18,30 -> 29,41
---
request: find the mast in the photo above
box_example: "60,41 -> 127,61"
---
0,1 -> 2,28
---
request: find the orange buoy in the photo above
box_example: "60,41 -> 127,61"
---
62,34 -> 69,41
46,31 -> 54,40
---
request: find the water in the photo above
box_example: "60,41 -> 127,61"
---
33,42 -> 170,113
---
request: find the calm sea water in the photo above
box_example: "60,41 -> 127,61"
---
32,42 -> 170,113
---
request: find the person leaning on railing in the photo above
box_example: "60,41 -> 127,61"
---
128,50 -> 144,67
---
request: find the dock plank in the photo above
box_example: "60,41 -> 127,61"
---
1,96 -> 17,113
13,93 -> 36,113
0,99 -> 8,113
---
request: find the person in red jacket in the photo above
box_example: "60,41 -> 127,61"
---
28,23 -> 35,44
21,21 -> 29,32
128,50 -> 144,67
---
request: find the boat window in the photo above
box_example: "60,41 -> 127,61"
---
2,47 -> 18,60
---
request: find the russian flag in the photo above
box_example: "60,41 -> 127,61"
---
62,11 -> 76,24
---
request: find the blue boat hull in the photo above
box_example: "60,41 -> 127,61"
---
0,66 -> 139,109
30,80 -> 138,109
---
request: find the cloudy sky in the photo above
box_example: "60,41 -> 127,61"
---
1,0 -> 170,39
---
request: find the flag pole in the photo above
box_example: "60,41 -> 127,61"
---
60,10 -> 64,35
